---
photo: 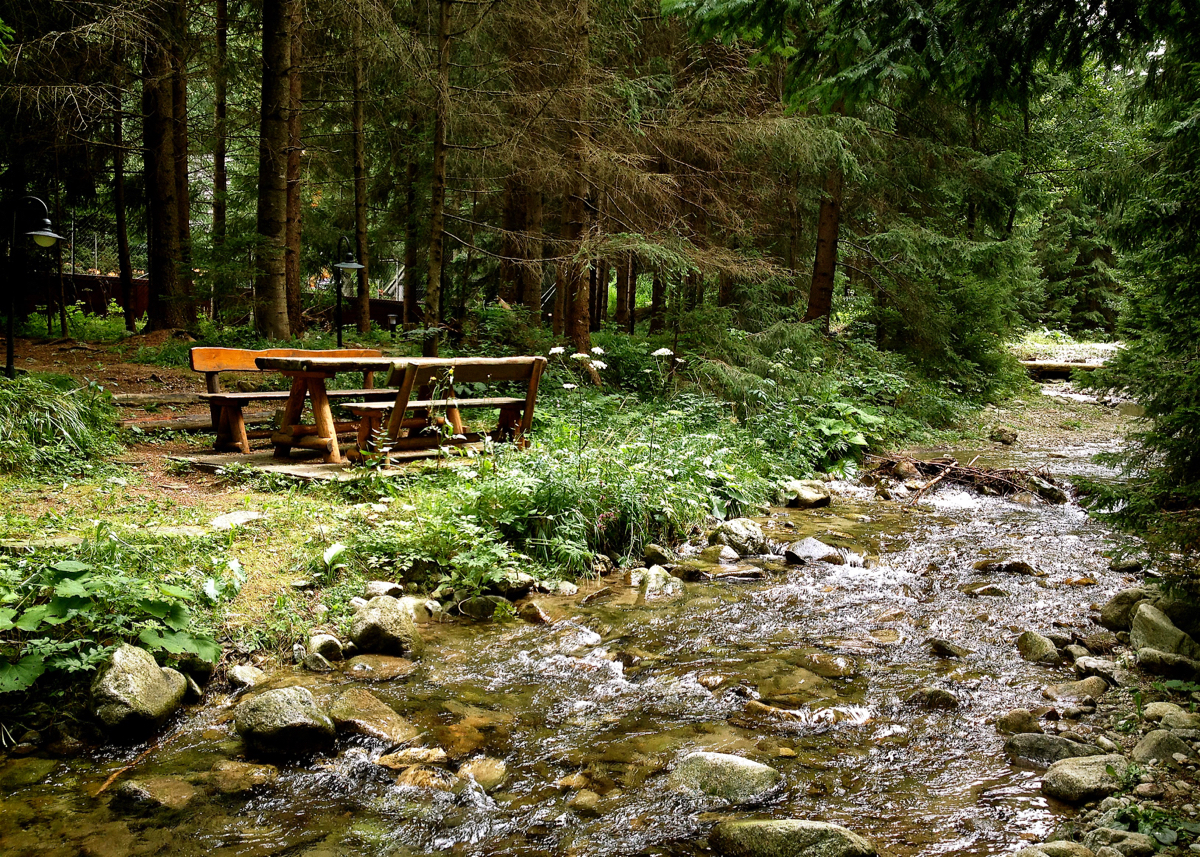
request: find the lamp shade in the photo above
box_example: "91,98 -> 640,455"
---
334,260 -> 365,270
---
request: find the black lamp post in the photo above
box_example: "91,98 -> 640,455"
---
6,196 -> 64,380
332,235 -> 364,348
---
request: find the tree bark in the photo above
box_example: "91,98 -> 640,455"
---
143,41 -> 186,330
626,256 -> 637,334
614,253 -> 629,328
803,166 -> 843,332
424,0 -> 450,357
213,0 -> 228,322
500,178 -> 524,304
521,187 -> 543,319
113,79 -> 136,332
649,268 -> 665,333
171,0 -> 194,325
254,0 -> 293,339
285,0 -> 304,332
351,0 -> 370,333
403,142 -> 418,325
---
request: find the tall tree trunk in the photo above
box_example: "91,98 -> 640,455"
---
351,0 -> 370,333
649,268 -> 665,333
285,0 -> 304,332
803,167 -> 842,332
500,179 -> 524,304
718,269 -> 734,307
213,0 -> 228,322
424,0 -> 450,356
172,0 -> 194,325
614,253 -> 629,328
626,256 -> 637,334
563,0 -> 590,353
403,140 -> 418,325
521,187 -> 543,319
113,81 -> 136,332
255,0 -> 293,339
143,41 -> 186,330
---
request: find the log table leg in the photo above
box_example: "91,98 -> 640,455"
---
308,378 -> 342,464
272,377 -> 309,459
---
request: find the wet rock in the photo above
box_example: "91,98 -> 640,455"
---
1136,648 -> 1200,682
397,595 -> 441,624
1041,754 -> 1128,803
91,644 -> 187,735
1143,701 -> 1183,722
536,578 -> 579,596
667,751 -> 781,805
459,597 -> 500,621
228,664 -> 265,688
302,653 -> 334,673
959,581 -> 1010,597
628,565 -> 683,598
486,571 -> 534,601
210,760 -> 278,794
329,688 -> 420,746
797,652 -> 859,678
1082,631 -> 1119,654
1161,710 -> 1200,730
643,544 -> 674,565
364,580 -> 404,599
234,686 -> 336,756
975,559 -> 1039,576
433,722 -> 488,759
175,653 -> 216,687
709,519 -> 769,557
377,747 -> 449,769
518,601 -> 553,624
907,687 -> 959,709
568,788 -> 601,815
1109,556 -> 1143,573
308,634 -> 343,661
757,668 -> 833,706
1004,733 -> 1104,767
1042,676 -> 1108,702
783,479 -> 832,509
996,709 -> 1043,735
1099,588 -> 1149,631
1074,656 -> 1132,686
458,756 -> 507,791
1015,846 -> 1095,857
1081,828 -> 1155,857
990,427 -> 1018,445
0,757 -> 58,787
1018,631 -> 1061,664
709,819 -> 876,857
396,765 -> 459,791
1131,729 -> 1195,766
344,654 -> 416,681
700,544 -> 741,564
784,538 -> 843,565
1130,603 -> 1200,659
350,596 -> 424,657
1063,644 -> 1090,662
929,638 -> 973,658
111,777 -> 198,816
184,674 -> 204,702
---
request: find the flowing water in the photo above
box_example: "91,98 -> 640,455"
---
0,437 -> 1142,857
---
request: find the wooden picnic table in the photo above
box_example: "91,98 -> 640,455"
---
255,355 -> 545,464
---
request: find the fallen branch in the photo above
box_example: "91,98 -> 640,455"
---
869,454 -> 1070,504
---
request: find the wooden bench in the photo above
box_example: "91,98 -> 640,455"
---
189,347 -> 396,453
341,356 -> 547,458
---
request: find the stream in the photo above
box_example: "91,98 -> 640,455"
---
0,430 -> 1142,857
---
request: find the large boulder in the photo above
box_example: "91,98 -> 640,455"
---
1130,603 -> 1200,659
1073,656 -> 1132,687
1098,588 -> 1150,631
996,709 -> 1043,735
667,751 -> 781,805
709,819 -> 875,857
234,686 -> 336,756
1042,676 -> 1108,702
784,538 -> 843,565
91,644 -> 188,734
782,480 -> 832,509
350,596 -> 424,657
1017,631 -> 1061,664
1081,828 -> 1155,857
1040,754 -> 1128,804
1136,648 -> 1200,682
1131,730 -> 1196,766
328,688 -> 420,746
708,519 -> 769,557
1004,733 -> 1104,767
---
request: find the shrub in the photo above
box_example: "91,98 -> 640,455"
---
0,376 -> 123,475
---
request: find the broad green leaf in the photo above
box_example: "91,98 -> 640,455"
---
138,629 -> 221,662
0,607 -> 15,631
0,654 -> 46,693
53,578 -> 93,598
49,560 -> 92,575
323,543 -> 348,569
158,583 -> 194,601
14,605 -> 51,631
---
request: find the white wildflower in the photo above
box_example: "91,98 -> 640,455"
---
549,346 -> 565,355
571,352 -> 589,362
591,360 -> 608,370
651,347 -> 673,357
562,383 -> 578,390
591,346 -> 605,355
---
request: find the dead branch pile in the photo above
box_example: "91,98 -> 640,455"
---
866,455 -> 1071,505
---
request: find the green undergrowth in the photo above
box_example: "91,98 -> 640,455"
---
0,525 -> 228,697
0,375 -> 123,476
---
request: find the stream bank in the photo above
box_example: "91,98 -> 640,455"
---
2,384 -> 1198,857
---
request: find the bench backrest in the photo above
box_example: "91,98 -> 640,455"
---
384,357 -> 547,389
191,347 -> 384,393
